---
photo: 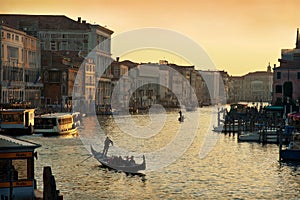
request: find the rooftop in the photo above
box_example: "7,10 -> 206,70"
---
0,134 -> 41,149
0,14 -> 113,34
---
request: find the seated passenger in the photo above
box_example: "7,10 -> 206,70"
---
129,156 -> 136,165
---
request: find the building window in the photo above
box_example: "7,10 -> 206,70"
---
276,72 -> 281,79
62,72 -> 67,81
50,41 -> 57,51
49,71 -> 60,82
44,71 -> 49,82
7,33 -> 11,39
15,35 -> 19,41
46,98 -> 51,105
275,85 -> 282,93
41,42 -> 45,50
298,72 -> 300,80
61,41 -> 67,50
12,159 -> 29,180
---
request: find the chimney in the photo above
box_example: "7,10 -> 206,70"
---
82,20 -> 86,24
116,57 -> 120,62
78,17 -> 81,23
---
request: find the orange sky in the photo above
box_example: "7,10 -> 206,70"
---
1,0 -> 300,75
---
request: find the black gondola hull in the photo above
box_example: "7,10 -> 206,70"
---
91,146 -> 146,174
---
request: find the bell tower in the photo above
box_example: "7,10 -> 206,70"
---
296,28 -> 299,49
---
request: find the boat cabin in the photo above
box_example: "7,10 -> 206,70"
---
34,113 -> 77,135
0,134 -> 40,200
0,109 -> 35,135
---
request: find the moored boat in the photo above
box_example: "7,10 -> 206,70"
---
96,104 -> 114,115
0,108 -> 35,135
34,113 -> 77,135
280,131 -> 300,161
91,146 -> 146,175
280,113 -> 300,161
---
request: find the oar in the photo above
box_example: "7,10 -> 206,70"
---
76,155 -> 93,166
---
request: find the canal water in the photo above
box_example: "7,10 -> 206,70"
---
20,107 -> 300,199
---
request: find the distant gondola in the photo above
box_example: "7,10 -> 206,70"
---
91,146 -> 146,175
178,110 -> 184,122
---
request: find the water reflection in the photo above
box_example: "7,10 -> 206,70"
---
18,108 -> 300,199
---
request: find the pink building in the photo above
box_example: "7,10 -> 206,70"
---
272,28 -> 300,106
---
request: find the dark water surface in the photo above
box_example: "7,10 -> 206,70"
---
20,107 -> 300,199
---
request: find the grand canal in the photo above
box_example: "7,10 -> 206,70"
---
20,107 -> 300,199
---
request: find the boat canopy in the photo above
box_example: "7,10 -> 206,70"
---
265,106 -> 284,111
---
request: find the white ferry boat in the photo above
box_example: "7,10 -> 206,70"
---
0,109 -> 35,135
34,113 -> 77,135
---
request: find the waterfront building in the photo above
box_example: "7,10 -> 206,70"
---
228,76 -> 244,103
110,59 -> 137,110
197,70 -> 228,105
272,28 -> 300,106
0,23 -> 42,106
242,65 -> 273,103
72,56 -> 97,114
110,60 -> 185,109
41,51 -> 81,112
168,62 -> 197,106
130,63 -> 161,108
0,15 -> 113,109
195,70 -> 208,105
228,64 -> 273,103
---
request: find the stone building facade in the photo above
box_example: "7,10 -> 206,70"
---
272,29 -> 300,106
0,23 -> 42,106
0,15 -> 113,111
228,64 -> 273,103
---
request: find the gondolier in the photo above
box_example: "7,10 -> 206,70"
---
102,137 -> 113,157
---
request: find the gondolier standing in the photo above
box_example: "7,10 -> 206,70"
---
102,137 -> 113,157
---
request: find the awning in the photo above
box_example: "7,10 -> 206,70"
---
288,112 -> 300,120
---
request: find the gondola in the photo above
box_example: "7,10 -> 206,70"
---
91,146 -> 146,175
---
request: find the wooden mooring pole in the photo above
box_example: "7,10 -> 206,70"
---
43,166 -> 63,200
224,119 -> 228,135
278,129 -> 283,161
237,118 -> 242,141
